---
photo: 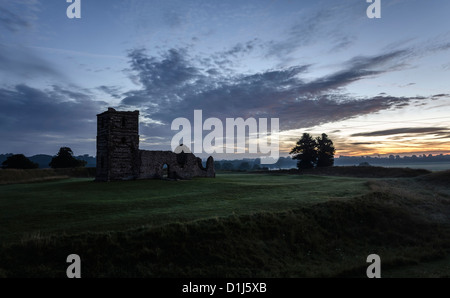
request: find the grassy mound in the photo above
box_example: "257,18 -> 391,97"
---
0,191 -> 448,278
416,170 -> 450,186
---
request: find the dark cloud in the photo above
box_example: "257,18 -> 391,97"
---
432,93 -> 449,98
351,127 -> 450,137
222,39 -> 261,58
276,95 -> 415,130
97,85 -> 123,99
123,48 -> 202,107
114,47 -> 434,148
297,50 -> 409,95
0,84 -> 107,154
192,39 -> 263,73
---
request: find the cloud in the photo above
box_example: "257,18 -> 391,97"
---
432,93 -> 449,98
266,9 -> 333,58
0,45 -> 63,80
123,48 -> 202,105
0,6 -> 30,32
0,0 -> 40,33
221,39 -> 261,58
351,142 -> 374,145
0,84 -> 107,154
264,2 -> 361,61
118,47 -> 427,143
297,50 -> 410,95
97,85 -> 123,99
276,95 -> 415,130
351,127 -> 450,137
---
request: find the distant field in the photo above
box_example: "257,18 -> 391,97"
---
0,173 -> 368,244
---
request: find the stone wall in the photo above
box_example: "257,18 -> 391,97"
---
139,150 -> 215,180
96,108 -> 215,181
96,108 -> 140,181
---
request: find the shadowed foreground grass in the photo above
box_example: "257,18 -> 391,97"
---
0,171 -> 449,277
0,168 -> 97,185
0,173 -> 368,244
0,191 -> 449,278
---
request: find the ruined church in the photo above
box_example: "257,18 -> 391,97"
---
96,108 -> 215,182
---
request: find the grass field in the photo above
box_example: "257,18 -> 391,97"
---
0,169 -> 449,278
0,173 -> 368,244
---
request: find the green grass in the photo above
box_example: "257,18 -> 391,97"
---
0,171 -> 449,278
0,168 -> 96,185
1,190 -> 449,278
0,173 -> 368,244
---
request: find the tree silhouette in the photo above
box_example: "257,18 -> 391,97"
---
49,147 -> 87,168
316,133 -> 335,167
252,163 -> 261,171
238,162 -> 250,171
222,162 -> 234,171
214,161 -> 222,170
290,133 -> 318,169
2,154 -> 38,169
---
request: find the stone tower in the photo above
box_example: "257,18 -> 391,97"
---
96,108 -> 140,181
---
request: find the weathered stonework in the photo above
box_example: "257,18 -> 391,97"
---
96,108 -> 215,182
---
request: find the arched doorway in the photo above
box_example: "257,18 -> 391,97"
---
162,163 -> 169,179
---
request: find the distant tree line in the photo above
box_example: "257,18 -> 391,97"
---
1,154 -> 39,169
1,147 -> 87,169
3,143 -> 449,171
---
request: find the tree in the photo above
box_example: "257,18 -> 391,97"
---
2,154 -> 38,169
252,163 -> 261,171
238,162 -> 250,171
290,133 -> 318,169
49,147 -> 87,168
222,162 -> 234,171
316,133 -> 335,167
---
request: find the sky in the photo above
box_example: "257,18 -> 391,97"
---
1,0 -> 450,159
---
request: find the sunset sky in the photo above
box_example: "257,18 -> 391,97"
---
1,0 -> 450,159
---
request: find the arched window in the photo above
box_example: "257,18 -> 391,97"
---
162,163 -> 169,179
